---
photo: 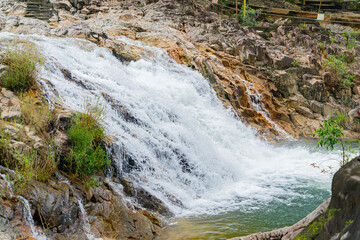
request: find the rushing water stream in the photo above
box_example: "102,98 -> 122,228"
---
0,33 -> 340,238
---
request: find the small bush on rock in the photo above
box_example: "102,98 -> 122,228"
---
65,101 -> 109,177
238,6 -> 259,26
0,40 -> 43,93
321,55 -> 354,89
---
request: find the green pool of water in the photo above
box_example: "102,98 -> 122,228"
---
161,184 -> 330,239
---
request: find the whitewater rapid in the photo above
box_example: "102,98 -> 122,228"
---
0,33 -> 339,217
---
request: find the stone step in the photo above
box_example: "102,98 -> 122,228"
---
24,0 -> 53,20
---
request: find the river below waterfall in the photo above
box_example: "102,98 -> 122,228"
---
0,33 -> 341,239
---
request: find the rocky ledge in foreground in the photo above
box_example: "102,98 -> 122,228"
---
230,156 -> 360,240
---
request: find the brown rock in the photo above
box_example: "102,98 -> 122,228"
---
295,106 -> 314,119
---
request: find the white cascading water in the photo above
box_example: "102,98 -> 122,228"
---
0,33 -> 339,218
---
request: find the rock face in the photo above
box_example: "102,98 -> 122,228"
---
294,156 -> 360,240
0,88 -> 21,121
0,174 -> 163,239
87,181 -> 164,239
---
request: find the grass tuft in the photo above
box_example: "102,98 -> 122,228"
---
0,40 -> 44,93
65,101 -> 109,177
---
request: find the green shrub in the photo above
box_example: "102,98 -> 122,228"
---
342,30 -> 360,50
299,23 -> 307,29
321,55 -> 353,89
314,114 -> 355,166
238,6 -> 259,26
0,122 -> 57,193
294,209 -> 340,240
291,60 -> 300,67
0,40 -> 43,93
65,102 -> 109,177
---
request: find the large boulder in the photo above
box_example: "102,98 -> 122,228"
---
24,181 -> 80,233
87,181 -> 164,239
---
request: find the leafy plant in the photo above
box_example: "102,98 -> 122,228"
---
314,114 -> 352,166
342,30 -> 360,50
0,40 -> 44,93
291,60 -> 300,67
299,23 -> 307,29
321,55 -> 353,89
238,6 -> 259,26
65,101 -> 109,177
341,54 -> 355,64
345,219 -> 354,228
0,123 -> 57,193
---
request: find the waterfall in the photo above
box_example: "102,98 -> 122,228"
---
0,33 -> 338,218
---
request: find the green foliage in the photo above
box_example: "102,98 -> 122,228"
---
0,129 -> 56,193
88,176 -> 100,188
0,40 -> 44,93
65,101 -> 109,177
314,114 -> 353,166
238,6 -> 259,26
321,55 -> 353,89
291,60 -> 300,67
314,115 -> 345,151
342,30 -> 360,50
345,219 -> 354,228
294,209 -> 340,240
317,42 -> 326,50
341,54 -> 355,64
299,23 -> 307,29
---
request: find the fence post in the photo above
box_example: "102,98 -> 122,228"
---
243,0 -> 246,18
318,0 -> 322,13
236,0 -> 238,19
